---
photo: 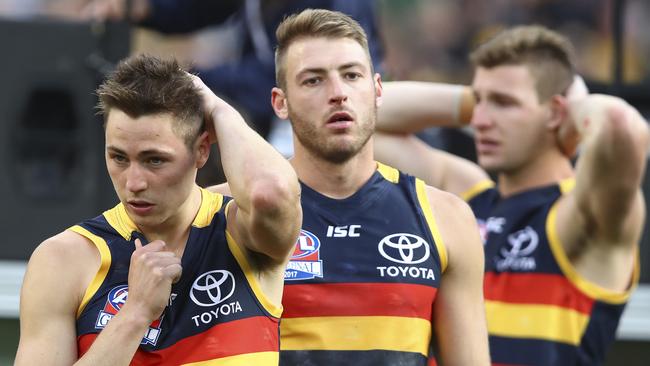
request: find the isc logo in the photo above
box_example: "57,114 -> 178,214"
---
326,225 -> 361,238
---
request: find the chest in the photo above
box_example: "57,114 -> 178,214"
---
287,194 -> 441,287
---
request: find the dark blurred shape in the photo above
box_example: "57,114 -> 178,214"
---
0,18 -> 129,260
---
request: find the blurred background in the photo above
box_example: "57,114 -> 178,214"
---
0,0 -> 648,364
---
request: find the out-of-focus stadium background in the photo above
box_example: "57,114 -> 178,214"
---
0,0 -> 648,364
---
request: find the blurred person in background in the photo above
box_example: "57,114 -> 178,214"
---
375,25 -> 648,365
82,0 -> 384,154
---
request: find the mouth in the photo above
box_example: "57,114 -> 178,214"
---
126,200 -> 155,215
475,137 -> 500,154
326,111 -> 354,130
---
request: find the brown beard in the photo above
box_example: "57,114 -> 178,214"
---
288,104 -> 376,164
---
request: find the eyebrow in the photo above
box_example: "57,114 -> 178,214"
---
296,62 -> 367,79
106,146 -> 173,158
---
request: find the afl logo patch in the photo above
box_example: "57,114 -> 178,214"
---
290,229 -> 321,259
285,229 -> 324,281
107,285 -> 129,311
95,284 -> 164,346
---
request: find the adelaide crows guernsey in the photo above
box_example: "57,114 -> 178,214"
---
280,163 -> 447,366
73,188 -> 282,365
465,179 -> 637,366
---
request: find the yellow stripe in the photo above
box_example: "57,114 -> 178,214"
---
68,225 -> 112,318
415,178 -> 448,273
485,300 -> 589,345
193,188 -> 224,228
281,316 -> 430,356
104,204 -> 136,240
181,351 -> 278,366
225,203 -> 282,318
559,177 -> 576,194
460,179 -> 495,202
376,161 -> 399,183
546,201 -> 636,304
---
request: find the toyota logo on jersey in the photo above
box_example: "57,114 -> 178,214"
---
378,233 -> 431,264
190,270 -> 236,307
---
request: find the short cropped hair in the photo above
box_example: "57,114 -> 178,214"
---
275,8 -> 371,90
97,54 -> 204,148
470,25 -> 576,102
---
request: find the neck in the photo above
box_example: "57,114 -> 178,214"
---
498,149 -> 573,197
139,185 -> 202,256
292,142 -> 376,199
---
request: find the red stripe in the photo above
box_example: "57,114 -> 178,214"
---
282,282 -> 436,320
78,316 -> 278,365
484,272 -> 594,314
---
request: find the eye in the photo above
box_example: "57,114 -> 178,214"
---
345,72 -> 361,81
109,154 -> 128,165
302,77 -> 321,86
146,157 -> 165,166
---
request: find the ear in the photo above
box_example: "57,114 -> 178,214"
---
271,87 -> 289,120
195,131 -> 211,169
546,94 -> 568,130
549,95 -> 580,157
374,73 -> 383,108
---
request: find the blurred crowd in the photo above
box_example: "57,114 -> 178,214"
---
1,0 -> 649,86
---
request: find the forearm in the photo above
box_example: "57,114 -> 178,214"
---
75,305 -> 153,365
377,81 -> 473,134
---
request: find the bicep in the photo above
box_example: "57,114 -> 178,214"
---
571,102 -> 648,242
16,245 -> 80,365
428,189 -> 490,365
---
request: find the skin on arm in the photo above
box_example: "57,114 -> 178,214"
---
15,232 -> 96,365
427,187 -> 490,365
191,75 -> 302,302
374,133 -> 490,199
15,233 -> 182,366
377,81 -> 475,134
556,94 -> 649,291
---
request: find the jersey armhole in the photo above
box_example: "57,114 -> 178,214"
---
67,225 -> 112,318
415,179 -> 449,273
224,200 -> 283,319
460,180 -> 495,202
546,201 -> 639,304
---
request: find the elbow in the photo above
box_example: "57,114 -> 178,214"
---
598,101 -> 649,175
248,171 -> 301,217
604,100 -> 649,153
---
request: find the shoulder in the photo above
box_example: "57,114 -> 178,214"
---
423,185 -> 483,269
425,185 -> 477,225
26,230 -> 101,300
207,182 -> 232,196
32,230 -> 99,264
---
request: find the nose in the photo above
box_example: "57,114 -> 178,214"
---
125,164 -> 148,193
470,101 -> 493,130
328,76 -> 348,105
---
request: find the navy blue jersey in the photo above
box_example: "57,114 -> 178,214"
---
280,163 -> 446,366
467,179 -> 636,366
73,188 -> 281,365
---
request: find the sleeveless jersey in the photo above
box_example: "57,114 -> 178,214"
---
280,163 -> 447,366
73,188 -> 282,365
466,180 -> 637,366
